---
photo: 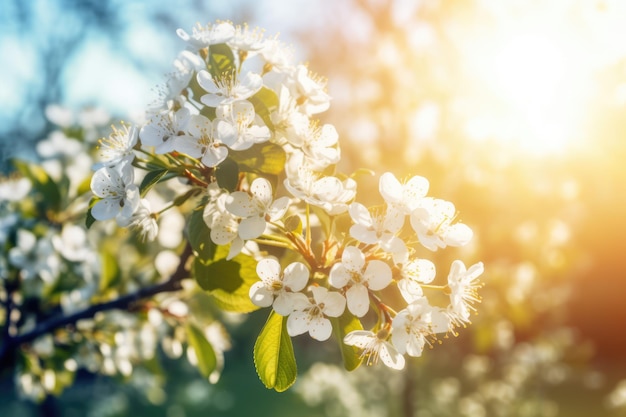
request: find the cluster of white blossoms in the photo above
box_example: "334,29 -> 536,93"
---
88,21 -> 484,376
249,170 -> 483,370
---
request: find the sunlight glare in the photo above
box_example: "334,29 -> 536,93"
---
462,17 -> 594,155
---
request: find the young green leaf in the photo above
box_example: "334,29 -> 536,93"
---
215,158 -> 239,192
231,142 -> 286,175
185,323 -> 217,379
248,86 -> 279,130
193,246 -> 259,313
139,168 -> 169,197
332,311 -> 364,371
187,207 -> 215,262
208,43 -> 236,77
253,311 -> 297,392
13,160 -> 62,213
86,197 -> 100,229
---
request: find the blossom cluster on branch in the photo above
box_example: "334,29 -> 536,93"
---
86,20 -> 484,390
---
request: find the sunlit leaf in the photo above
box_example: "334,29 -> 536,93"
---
332,311 -> 364,371
187,207 -> 215,262
284,215 -> 302,235
139,168 -> 169,197
253,311 -> 297,392
216,158 -> 239,192
231,142 -> 285,175
99,249 -> 120,292
86,197 -> 100,229
194,245 -> 259,313
208,43 -> 235,77
185,323 -> 217,379
248,86 -> 279,130
13,160 -> 62,213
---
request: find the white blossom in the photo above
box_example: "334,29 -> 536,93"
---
174,114 -> 235,167
139,107 -> 191,154
216,101 -> 271,150
391,297 -> 450,357
379,172 -> 429,215
329,246 -> 392,317
447,260 -> 484,326
176,21 -> 236,49
287,286 -> 346,341
226,177 -> 289,240
397,258 -> 436,303
284,167 -> 356,215
410,197 -> 473,251
96,123 -> 138,168
249,258 -> 310,315
348,202 -> 407,263
344,329 -> 405,370
197,70 -> 263,108
90,161 -> 140,226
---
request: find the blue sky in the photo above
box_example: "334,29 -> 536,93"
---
0,0 -> 338,148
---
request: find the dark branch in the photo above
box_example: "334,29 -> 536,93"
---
0,243 -> 193,370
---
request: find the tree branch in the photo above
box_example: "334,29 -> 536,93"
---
0,243 -> 193,371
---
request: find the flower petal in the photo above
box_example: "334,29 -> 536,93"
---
256,257 -> 281,284
282,262 -> 309,292
346,284 -> 370,317
363,260 -> 392,291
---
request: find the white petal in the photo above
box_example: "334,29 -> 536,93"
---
215,120 -> 237,147
363,260 -> 392,291
173,135 -> 203,158
379,172 -> 402,204
251,177 -> 273,208
342,246 -> 365,273
282,262 -> 310,292
226,237 -> 244,260
442,223 -> 474,247
256,257 -> 281,284
346,284 -> 370,317
267,197 -> 290,221
197,70 -> 219,95
249,282 -> 274,308
343,330 -> 375,348
225,192 -> 255,217
287,311 -> 310,337
238,216 -> 266,240
91,198 -> 120,221
319,291 -> 346,318
308,317 -> 332,341
273,292 -> 308,316
349,202 -> 372,227
391,328 -> 409,355
379,342 -> 405,370
201,146 -> 228,167
349,225 -> 378,244
328,264 -> 351,288
397,279 -> 424,303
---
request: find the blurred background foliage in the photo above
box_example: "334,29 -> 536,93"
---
2,0 -> 626,416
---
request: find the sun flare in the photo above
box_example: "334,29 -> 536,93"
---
460,12 -> 595,155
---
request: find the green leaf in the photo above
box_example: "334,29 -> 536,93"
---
332,311 -> 364,371
215,158 -> 239,192
13,160 -> 62,212
254,311 -> 297,392
187,207 -> 215,262
139,169 -> 169,197
284,215 -> 302,235
208,43 -> 236,77
248,86 -> 279,130
193,246 -> 259,313
231,142 -> 286,175
86,197 -> 99,229
99,249 -> 120,292
185,323 -> 217,379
